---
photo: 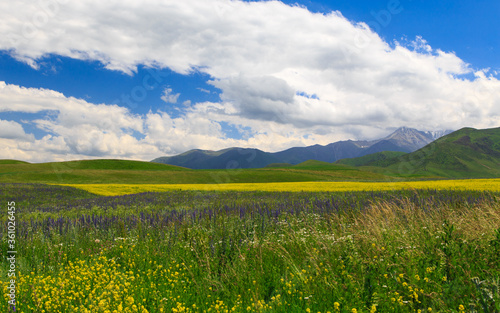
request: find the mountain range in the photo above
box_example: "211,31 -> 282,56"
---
339,127 -> 500,178
152,127 -> 453,169
2,127 -> 500,183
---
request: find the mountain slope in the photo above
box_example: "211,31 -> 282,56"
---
273,140 -> 364,164
375,127 -> 500,178
336,151 -> 408,167
153,148 -> 281,169
152,127 -> 452,169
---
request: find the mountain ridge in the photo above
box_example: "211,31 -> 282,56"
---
152,127 -> 453,169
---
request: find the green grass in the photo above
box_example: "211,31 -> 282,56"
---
336,151 -> 407,167
265,163 -> 293,168
58,159 -> 190,170
291,160 -> 356,170
1,184 -> 499,312
0,160 -> 30,164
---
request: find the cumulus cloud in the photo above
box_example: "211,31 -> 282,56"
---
161,87 -> 180,104
0,82 -> 156,161
0,120 -> 34,140
0,0 -> 499,161
210,75 -> 296,123
0,81 -> 364,162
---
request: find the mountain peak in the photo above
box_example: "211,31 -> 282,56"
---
382,127 -> 453,151
392,126 -> 419,134
386,127 -> 425,140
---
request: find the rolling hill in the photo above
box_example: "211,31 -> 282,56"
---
0,158 -> 391,184
0,159 -> 30,164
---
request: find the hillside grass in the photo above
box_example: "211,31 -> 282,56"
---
0,160 -> 30,165
336,151 -> 407,167
291,160 -> 358,170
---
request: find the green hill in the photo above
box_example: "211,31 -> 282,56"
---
265,163 -> 293,168
336,151 -> 407,167
253,160 -> 390,181
50,159 -> 189,170
374,127 -> 500,178
0,159 -> 30,164
0,159 -> 191,184
290,160 -> 352,170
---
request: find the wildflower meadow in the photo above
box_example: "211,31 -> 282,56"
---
1,183 -> 499,312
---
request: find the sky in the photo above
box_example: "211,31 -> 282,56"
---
0,0 -> 499,162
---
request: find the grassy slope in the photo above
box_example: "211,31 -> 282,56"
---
265,163 -> 293,168
378,127 -> 500,178
291,159 -> 351,170
0,159 -> 30,164
338,127 -> 500,179
336,151 -> 407,167
0,159 -> 390,184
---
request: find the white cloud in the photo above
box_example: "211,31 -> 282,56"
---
210,75 -> 296,123
161,87 -> 180,104
0,120 -> 34,140
0,82 -> 157,161
0,0 -> 500,161
197,88 -> 211,94
0,81 -> 367,162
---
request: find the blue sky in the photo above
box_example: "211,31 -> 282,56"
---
286,0 -> 499,70
0,0 -> 499,162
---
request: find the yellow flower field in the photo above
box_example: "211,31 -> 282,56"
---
57,178 -> 500,196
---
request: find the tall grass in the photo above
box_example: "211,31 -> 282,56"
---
1,184 -> 499,312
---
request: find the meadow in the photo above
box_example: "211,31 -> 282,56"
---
1,183 -> 499,312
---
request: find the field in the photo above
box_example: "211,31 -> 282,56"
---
58,179 -> 500,196
1,183 -> 499,312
